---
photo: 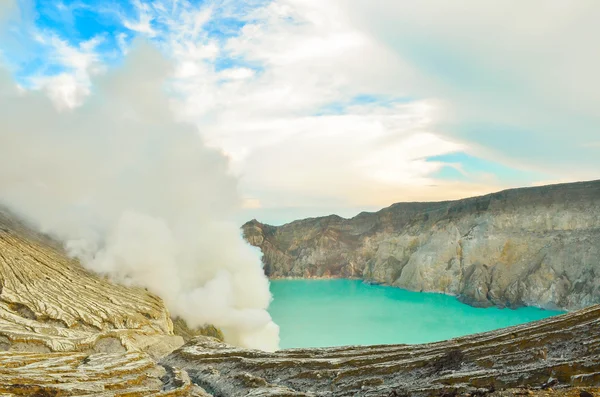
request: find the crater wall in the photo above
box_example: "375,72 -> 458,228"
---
243,180 -> 600,310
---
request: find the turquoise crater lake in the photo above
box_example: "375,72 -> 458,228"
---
268,279 -> 564,349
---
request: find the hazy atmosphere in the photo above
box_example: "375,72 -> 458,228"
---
1,1 -> 600,394
1,0 -> 598,225
1,0 -> 600,357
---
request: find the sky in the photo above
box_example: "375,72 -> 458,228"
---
1,0 -> 599,225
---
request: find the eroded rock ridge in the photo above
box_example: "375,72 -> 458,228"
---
163,305 -> 600,396
2,182 -> 600,395
0,205 -> 209,395
243,180 -> 600,310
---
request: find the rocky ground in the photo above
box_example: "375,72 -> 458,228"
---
243,180 -> 600,311
1,179 -> 600,395
164,304 -> 600,396
0,205 -> 217,395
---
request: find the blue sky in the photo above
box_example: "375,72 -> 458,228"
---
2,0 -> 259,83
1,0 -> 598,224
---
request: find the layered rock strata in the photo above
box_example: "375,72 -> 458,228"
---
163,304 -> 600,396
243,180 -> 600,310
0,206 -> 207,395
0,206 -> 182,358
0,351 -> 210,396
2,182 -> 600,395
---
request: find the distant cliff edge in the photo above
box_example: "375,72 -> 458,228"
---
243,180 -> 600,311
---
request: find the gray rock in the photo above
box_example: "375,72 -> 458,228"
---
243,180 -> 600,310
162,304 -> 600,396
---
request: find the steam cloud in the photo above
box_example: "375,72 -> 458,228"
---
0,44 -> 280,351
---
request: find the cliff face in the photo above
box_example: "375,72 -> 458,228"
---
3,191 -> 600,395
0,206 -> 212,395
0,206 -> 184,358
243,180 -> 600,310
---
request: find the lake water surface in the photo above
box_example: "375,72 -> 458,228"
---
268,279 -> 564,349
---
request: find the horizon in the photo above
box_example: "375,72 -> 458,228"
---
241,177 -> 600,226
2,0 -> 599,226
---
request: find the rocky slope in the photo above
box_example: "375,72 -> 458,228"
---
0,351 -> 209,396
0,206 -> 186,358
164,305 -> 600,396
2,193 -> 600,395
0,205 -> 214,395
243,180 -> 600,311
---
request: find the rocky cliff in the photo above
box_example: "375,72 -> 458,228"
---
0,205 -> 213,395
2,191 -> 600,395
0,206 -> 183,358
243,180 -> 600,311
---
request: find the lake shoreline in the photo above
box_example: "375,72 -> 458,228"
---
268,276 -> 566,312
268,279 -> 564,349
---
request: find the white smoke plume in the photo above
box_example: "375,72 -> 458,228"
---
0,43 -> 280,351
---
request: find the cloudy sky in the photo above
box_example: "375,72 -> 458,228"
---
1,0 -> 598,225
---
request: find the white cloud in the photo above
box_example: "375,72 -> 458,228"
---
343,0 -> 600,179
10,0 -> 590,223
123,0 -> 157,36
34,73 -> 89,109
12,0 -> 472,216
0,43 -> 279,351
116,32 -> 129,54
29,33 -> 104,109
148,0 -> 472,214
219,67 -> 254,80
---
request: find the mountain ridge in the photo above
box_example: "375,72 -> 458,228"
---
243,179 -> 600,310
1,183 -> 600,394
254,179 -> 600,228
